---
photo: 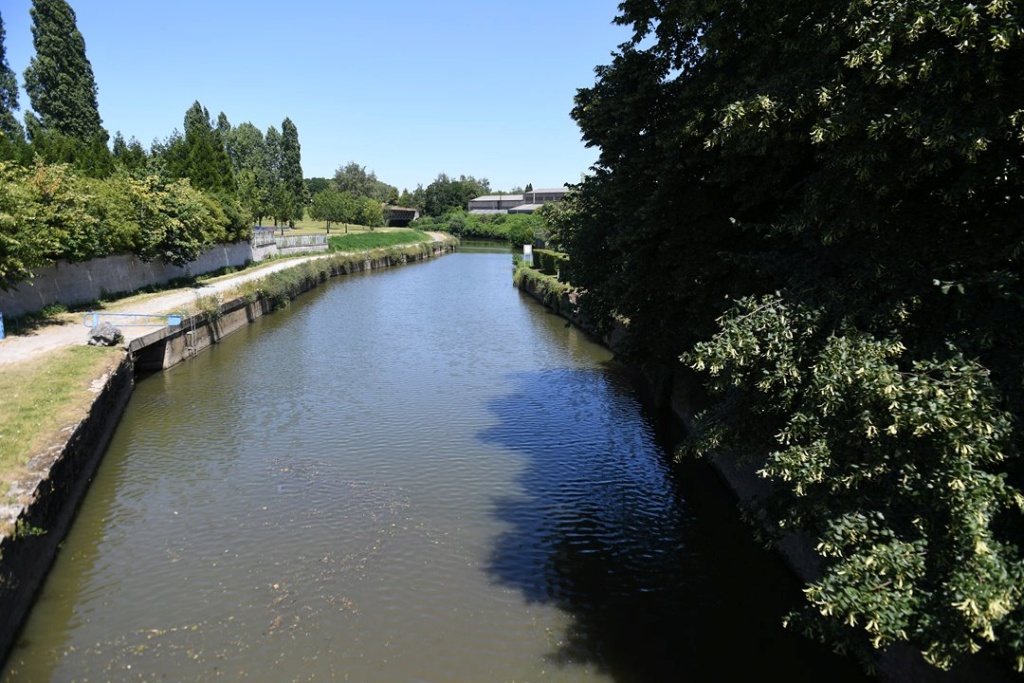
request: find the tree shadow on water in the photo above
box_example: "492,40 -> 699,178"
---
479,367 -> 874,682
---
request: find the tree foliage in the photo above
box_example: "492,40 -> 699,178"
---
224,121 -> 273,225
419,173 -> 490,217
0,159 -> 249,290
308,188 -> 384,230
566,0 -> 1024,673
111,131 -> 147,172
23,0 -> 105,142
333,161 -> 398,204
163,101 -> 235,195
279,117 -> 305,224
0,11 -> 26,160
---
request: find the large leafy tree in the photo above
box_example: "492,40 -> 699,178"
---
23,0 -> 104,141
224,121 -> 273,225
568,0 -> 1024,674
421,173 -> 490,217
333,161 -> 398,204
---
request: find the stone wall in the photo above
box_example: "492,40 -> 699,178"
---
0,243 -> 255,318
0,239 -> 332,319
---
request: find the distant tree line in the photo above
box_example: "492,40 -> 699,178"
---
0,0 -> 306,290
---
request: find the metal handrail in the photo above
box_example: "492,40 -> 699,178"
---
82,312 -> 183,328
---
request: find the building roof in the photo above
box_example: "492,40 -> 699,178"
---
509,203 -> 545,213
469,194 -> 525,203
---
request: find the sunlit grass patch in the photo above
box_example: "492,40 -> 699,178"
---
328,229 -> 432,252
0,346 -> 124,501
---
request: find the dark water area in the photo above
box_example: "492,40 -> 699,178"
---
2,251 -> 872,682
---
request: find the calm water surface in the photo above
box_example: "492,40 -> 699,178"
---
2,249 -> 869,682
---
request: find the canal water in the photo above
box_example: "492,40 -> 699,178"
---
2,248 -> 870,682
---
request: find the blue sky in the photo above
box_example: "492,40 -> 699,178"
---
2,0 -> 631,193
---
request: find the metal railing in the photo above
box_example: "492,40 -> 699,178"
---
83,312 -> 183,328
278,235 -> 328,249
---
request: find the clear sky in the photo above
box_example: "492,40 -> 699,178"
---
2,0 -> 632,193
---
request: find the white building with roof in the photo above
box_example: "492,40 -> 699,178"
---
467,187 -> 568,214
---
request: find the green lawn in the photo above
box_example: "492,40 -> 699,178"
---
0,346 -> 124,513
328,229 -> 433,251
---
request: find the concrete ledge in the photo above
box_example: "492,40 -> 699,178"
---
0,355 -> 134,664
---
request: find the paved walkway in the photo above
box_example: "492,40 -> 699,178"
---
0,252 -> 344,366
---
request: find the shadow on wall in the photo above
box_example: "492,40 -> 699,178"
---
477,366 -> 873,682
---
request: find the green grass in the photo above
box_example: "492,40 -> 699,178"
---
328,229 -> 432,252
255,214 -> 376,236
0,346 -> 124,508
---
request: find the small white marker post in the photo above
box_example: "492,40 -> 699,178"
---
523,244 -> 533,265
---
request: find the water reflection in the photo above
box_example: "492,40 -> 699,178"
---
482,367 -> 872,681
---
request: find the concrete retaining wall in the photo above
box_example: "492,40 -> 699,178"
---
0,244 -> 253,318
0,355 -> 134,663
0,239 -> 334,319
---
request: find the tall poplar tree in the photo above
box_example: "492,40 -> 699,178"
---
279,117 -> 304,224
164,101 -> 234,194
23,0 -> 105,141
0,11 -> 26,161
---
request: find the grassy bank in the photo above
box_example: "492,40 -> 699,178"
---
513,261 -> 572,309
0,346 -> 123,509
328,229 -> 432,251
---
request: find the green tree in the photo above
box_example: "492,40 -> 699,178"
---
225,122 -> 271,224
0,11 -> 27,161
111,131 -> 147,172
0,161 -> 96,288
422,173 -> 490,217
355,196 -> 384,229
23,0 -> 105,142
216,111 -> 230,138
567,0 -> 1024,674
305,176 -> 330,197
333,161 -> 374,197
333,161 -> 397,203
269,182 -> 294,228
308,188 -> 358,232
163,101 -> 235,195
279,117 -> 305,225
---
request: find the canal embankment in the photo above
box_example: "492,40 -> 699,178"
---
513,261 -> 1008,683
0,236 -> 458,668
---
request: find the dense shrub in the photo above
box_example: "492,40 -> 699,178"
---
0,161 -> 252,289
